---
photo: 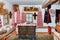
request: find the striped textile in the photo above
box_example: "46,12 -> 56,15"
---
12,6 -> 20,27
17,8 -> 20,23
21,13 -> 26,23
37,11 -> 43,27
12,6 -> 15,27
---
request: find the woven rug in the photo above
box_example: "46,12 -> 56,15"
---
8,34 -> 54,40
36,34 -> 54,40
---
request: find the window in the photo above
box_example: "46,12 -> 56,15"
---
26,13 -> 33,23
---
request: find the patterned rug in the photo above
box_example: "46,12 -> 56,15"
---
36,34 -> 54,40
8,34 -> 54,40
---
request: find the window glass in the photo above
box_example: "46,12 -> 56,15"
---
26,13 -> 32,23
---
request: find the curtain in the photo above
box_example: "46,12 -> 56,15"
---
12,6 -> 15,26
12,6 -> 20,26
21,13 -> 26,23
37,11 -> 43,27
17,8 -> 20,23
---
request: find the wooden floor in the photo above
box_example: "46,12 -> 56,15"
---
36,32 -> 54,34
0,29 -> 60,40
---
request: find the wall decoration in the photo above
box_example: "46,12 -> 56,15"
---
33,13 -> 37,20
24,7 -> 38,11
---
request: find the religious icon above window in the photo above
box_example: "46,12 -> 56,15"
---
33,13 -> 37,20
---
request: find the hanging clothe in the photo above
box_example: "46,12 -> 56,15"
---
44,9 -> 51,24
55,10 -> 60,24
44,4 -> 52,24
12,6 -> 15,26
37,11 -> 43,27
16,8 -> 20,23
12,6 -> 20,26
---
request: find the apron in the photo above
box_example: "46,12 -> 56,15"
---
44,10 -> 51,24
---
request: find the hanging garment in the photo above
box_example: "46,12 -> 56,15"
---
12,6 -> 15,26
14,12 -> 17,23
55,10 -> 60,24
12,6 -> 20,26
37,11 -> 43,27
16,8 -> 20,23
44,9 -> 51,24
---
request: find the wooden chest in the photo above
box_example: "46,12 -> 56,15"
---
18,26 -> 36,40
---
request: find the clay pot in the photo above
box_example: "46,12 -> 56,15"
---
55,24 -> 60,33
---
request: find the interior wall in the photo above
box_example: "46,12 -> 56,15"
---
3,0 -> 12,12
3,1 -> 60,27
19,5 -> 56,27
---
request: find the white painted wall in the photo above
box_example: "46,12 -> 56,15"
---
4,1 -> 12,12
1,0 -> 12,12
